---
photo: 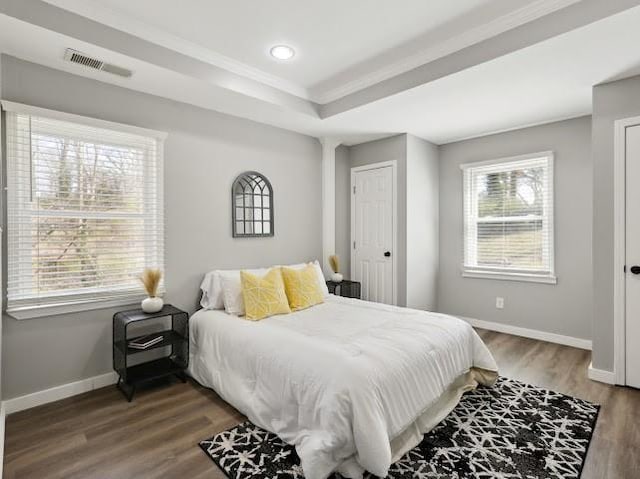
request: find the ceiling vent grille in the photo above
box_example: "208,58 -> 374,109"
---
63,49 -> 132,78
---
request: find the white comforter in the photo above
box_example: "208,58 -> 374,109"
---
188,296 -> 497,479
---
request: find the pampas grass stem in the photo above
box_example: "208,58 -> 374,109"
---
329,255 -> 340,274
140,268 -> 162,297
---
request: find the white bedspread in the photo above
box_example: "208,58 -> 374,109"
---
188,296 -> 498,479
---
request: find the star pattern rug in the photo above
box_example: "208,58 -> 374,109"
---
199,377 -> 599,479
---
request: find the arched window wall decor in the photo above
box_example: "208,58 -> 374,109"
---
231,171 -> 274,237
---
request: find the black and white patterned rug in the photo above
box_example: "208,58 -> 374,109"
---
199,377 -> 599,479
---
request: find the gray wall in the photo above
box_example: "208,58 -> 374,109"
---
592,75 -> 640,372
406,135 -> 439,310
438,117 -> 593,341
335,145 -> 351,278
1,56 -> 322,399
342,134 -> 408,306
335,134 -> 439,309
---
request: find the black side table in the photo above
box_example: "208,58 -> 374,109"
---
326,280 -> 361,299
113,305 -> 189,401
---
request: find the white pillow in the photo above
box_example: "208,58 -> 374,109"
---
219,268 -> 272,316
200,271 -> 224,310
282,260 -> 329,297
200,267 -> 272,311
200,260 -> 328,311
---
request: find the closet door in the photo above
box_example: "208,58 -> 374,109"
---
352,165 -> 394,304
625,124 -> 640,388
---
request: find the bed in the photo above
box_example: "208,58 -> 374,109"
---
188,294 -> 498,479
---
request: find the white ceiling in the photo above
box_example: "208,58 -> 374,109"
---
41,0 -> 578,101
1,0 -> 640,145
55,0 -> 496,87
326,5 -> 640,144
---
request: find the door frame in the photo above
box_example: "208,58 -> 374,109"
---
613,115 -> 640,385
350,160 -> 398,306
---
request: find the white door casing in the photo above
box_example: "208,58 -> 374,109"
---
624,124 -> 640,388
351,161 -> 397,305
614,115 -> 640,386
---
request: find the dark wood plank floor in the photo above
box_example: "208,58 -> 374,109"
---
4,329 -> 640,478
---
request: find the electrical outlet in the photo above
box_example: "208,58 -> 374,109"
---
496,297 -> 504,309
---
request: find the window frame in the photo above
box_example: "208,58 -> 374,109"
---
2,100 -> 167,319
460,151 -> 556,284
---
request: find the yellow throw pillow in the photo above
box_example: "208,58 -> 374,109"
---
240,268 -> 291,321
281,264 -> 325,311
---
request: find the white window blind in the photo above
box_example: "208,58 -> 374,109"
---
4,103 -> 165,316
462,152 -> 555,283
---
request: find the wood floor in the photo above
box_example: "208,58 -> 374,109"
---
4,329 -> 640,478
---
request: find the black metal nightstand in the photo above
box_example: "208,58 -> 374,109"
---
113,305 -> 189,401
326,280 -> 361,299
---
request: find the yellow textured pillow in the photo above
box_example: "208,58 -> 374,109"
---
281,264 -> 325,311
240,268 -> 291,321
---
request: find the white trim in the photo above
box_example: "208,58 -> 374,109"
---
0,100 -> 168,140
350,160 -> 398,174
462,270 -> 557,284
442,113 -> 591,145
351,160 -> 398,306
3,371 -> 119,415
587,362 -> 615,385
613,115 -> 640,385
3,105 -> 166,318
461,151 -> 555,281
0,403 -> 4,479
7,295 -> 145,320
313,0 -> 581,103
459,150 -> 554,170
458,316 -> 592,350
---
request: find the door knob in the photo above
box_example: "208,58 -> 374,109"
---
384,251 -> 391,257
631,265 -> 640,275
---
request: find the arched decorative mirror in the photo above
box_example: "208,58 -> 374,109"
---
232,171 -> 274,237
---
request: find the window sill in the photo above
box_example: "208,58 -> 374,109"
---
462,269 -> 557,284
6,295 -> 148,320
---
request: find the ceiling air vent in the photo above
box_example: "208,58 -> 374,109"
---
63,49 -> 132,78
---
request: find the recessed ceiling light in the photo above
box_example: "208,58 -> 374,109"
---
270,45 -> 295,61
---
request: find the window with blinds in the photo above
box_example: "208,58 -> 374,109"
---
462,152 -> 555,283
4,103 -> 165,316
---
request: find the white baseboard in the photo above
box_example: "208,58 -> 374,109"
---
3,371 -> 118,415
587,361 -> 616,385
0,317 -> 596,418
459,316 -> 592,350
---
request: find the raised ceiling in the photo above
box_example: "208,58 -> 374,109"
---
2,0 -> 640,145
47,0 -> 498,89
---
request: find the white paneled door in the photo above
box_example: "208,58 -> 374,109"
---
626,124 -> 640,388
352,164 -> 394,304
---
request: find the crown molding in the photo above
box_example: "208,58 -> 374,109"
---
41,0 -> 311,101
311,0 -> 582,104
41,0 -> 582,106
440,111 -> 591,145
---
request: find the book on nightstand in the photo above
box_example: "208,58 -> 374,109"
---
128,334 -> 164,350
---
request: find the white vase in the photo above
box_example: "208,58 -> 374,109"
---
330,272 -> 343,283
142,296 -> 164,313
